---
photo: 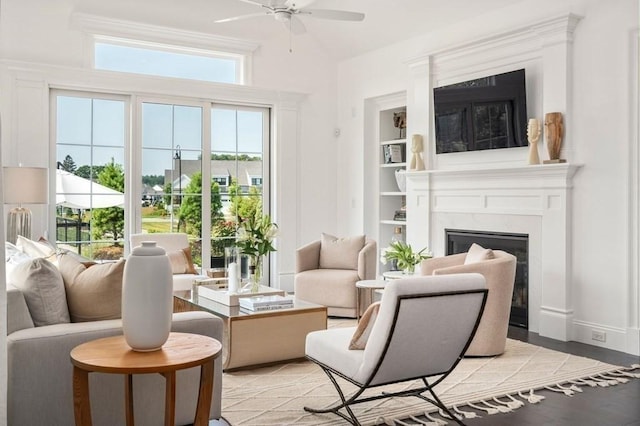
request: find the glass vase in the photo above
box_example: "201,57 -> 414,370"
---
249,255 -> 263,293
403,263 -> 416,275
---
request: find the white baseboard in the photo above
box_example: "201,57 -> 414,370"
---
572,320 -> 629,354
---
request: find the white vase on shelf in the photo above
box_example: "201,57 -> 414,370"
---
122,241 -> 173,352
394,169 -> 406,192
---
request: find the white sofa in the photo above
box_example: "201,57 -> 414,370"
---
7,285 -> 225,425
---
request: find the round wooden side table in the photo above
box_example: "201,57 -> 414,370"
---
70,332 -> 222,426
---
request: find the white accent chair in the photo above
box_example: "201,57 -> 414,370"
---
130,233 -> 208,292
305,274 -> 488,425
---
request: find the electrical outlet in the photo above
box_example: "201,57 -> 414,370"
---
592,330 -> 606,342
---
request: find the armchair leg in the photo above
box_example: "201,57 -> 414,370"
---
304,364 -> 468,426
303,365 -> 365,425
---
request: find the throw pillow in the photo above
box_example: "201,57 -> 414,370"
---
319,233 -> 365,270
5,242 -> 32,277
16,235 -> 56,260
58,254 -> 125,322
464,243 -> 495,265
349,302 -> 381,350
167,247 -> 197,274
9,257 -> 70,326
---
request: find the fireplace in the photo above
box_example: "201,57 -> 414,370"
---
446,229 -> 528,329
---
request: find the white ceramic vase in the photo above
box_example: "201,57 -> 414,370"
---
122,241 -> 173,352
395,169 -> 406,192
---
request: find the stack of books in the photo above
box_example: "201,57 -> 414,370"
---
383,144 -> 404,164
239,294 -> 294,312
394,209 -> 406,221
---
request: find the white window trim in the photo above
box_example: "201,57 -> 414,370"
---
71,12 -> 257,85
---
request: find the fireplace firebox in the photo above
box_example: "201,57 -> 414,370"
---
445,229 -> 528,328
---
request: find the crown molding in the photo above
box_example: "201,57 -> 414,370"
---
70,12 -> 260,55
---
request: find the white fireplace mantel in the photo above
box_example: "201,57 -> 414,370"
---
406,163 -> 582,341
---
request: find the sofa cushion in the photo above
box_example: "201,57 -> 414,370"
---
58,254 -> 125,322
464,243 -> 495,265
9,258 -> 70,326
319,233 -> 365,270
349,302 -> 381,350
16,235 -> 56,260
167,247 -> 197,274
5,242 -> 32,277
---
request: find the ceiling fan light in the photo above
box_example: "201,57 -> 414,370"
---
274,10 -> 291,22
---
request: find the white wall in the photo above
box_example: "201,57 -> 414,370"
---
336,0 -> 640,353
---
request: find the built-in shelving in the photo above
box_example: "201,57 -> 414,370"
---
377,103 -> 407,274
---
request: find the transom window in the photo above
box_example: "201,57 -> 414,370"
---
94,38 -> 243,84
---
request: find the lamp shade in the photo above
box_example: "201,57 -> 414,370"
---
3,167 -> 48,204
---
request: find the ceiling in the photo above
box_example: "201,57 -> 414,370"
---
75,0 -> 523,60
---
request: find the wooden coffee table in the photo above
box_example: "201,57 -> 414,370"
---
70,332 -> 221,426
174,290 -> 327,371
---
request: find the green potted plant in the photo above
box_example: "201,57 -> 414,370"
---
380,240 -> 432,274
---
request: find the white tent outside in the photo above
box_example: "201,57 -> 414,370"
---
56,169 -> 124,209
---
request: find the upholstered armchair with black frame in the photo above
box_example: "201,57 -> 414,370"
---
420,243 -> 517,356
304,274 -> 488,425
294,234 -> 377,318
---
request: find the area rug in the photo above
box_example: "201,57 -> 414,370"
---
221,337 -> 640,425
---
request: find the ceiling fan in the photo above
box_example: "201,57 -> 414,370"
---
215,0 -> 365,35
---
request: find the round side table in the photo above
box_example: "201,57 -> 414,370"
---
70,332 -> 222,426
355,279 -> 388,321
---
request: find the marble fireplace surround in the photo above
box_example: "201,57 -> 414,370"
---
405,163 -> 581,341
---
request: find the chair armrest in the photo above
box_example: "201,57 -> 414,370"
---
358,240 -> 377,280
420,253 -> 466,275
7,287 -> 34,334
296,240 -> 321,273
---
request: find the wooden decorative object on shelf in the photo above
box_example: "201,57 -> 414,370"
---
543,112 -> 566,164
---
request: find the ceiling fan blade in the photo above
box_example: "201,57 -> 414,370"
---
234,0 -> 274,7
299,8 -> 365,21
215,12 -> 271,23
285,15 -> 306,35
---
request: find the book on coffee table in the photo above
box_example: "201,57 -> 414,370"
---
239,294 -> 294,312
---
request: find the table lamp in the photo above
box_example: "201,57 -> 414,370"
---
3,166 -> 48,244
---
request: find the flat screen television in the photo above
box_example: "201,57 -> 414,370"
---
433,69 -> 528,154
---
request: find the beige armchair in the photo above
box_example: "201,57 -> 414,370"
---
420,247 -> 517,356
130,233 -> 208,292
294,234 -> 377,318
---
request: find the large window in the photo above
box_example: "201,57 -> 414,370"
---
53,92 -> 127,259
53,92 -> 271,269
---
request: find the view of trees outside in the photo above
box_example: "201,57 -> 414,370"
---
55,94 -> 268,266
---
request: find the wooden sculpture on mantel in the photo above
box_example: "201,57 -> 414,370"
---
527,118 -> 541,165
543,112 -> 566,163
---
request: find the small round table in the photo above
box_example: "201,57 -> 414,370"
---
70,332 -> 222,426
355,279 -> 388,321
